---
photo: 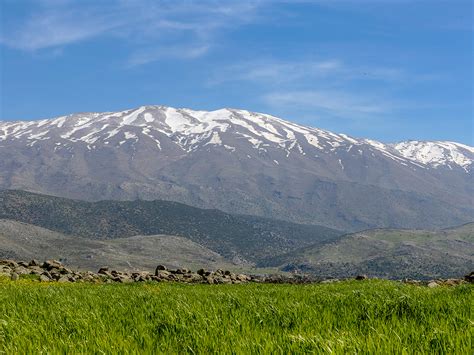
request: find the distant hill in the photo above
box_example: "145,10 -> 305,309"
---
259,223 -> 474,279
0,219 -> 236,271
0,190 -> 341,264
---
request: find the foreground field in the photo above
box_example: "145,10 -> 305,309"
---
0,279 -> 471,353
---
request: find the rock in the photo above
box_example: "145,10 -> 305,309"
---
28,266 -> 44,275
464,271 -> 474,283
98,267 -> 109,274
13,266 -> 29,275
197,268 -> 206,276
168,273 -> 178,281
43,260 -> 63,271
28,259 -> 40,267
155,265 -> 167,273
427,281 -> 439,288
442,279 -> 463,286
185,274 -> 203,282
1,260 -> 18,268
156,270 -> 171,279
174,268 -> 190,275
114,275 -> 132,283
213,276 -> 225,284
39,274 -> 50,282
57,276 -> 69,283
10,273 -> 19,281
355,275 -> 368,280
82,274 -> 95,282
236,274 -> 250,282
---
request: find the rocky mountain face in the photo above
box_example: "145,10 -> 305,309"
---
0,105 -> 472,230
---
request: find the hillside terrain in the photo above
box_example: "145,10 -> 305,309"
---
0,190 -> 341,265
1,105 -> 472,230
0,190 -> 472,278
0,220 -> 236,271
260,223 -> 474,279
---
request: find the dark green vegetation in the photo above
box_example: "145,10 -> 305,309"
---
0,190 -> 341,263
0,279 -> 471,353
261,223 -> 474,280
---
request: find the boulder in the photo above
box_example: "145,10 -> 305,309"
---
206,276 -> 215,284
10,273 -> 19,281
98,267 -> 109,274
39,274 -> 50,282
174,268 -> 190,275
1,260 -> 18,268
156,270 -> 171,279
155,265 -> 167,273
43,260 -> 63,271
427,281 -> 439,288
28,259 -> 40,267
464,272 -> 474,283
13,266 -> 29,275
57,276 -> 69,283
237,274 -> 251,282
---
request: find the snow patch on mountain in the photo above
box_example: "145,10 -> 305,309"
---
0,105 -> 472,172
394,141 -> 474,171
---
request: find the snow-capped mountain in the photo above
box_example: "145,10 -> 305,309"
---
1,105 -> 472,171
0,105 -> 472,230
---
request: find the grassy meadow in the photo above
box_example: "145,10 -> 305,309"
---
0,279 -> 472,353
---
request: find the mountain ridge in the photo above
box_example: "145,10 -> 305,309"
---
0,105 -> 472,230
1,104 -> 472,171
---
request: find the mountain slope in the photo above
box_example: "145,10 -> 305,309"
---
0,219 -> 235,271
1,105 -> 472,230
260,223 -> 474,279
0,190 -> 341,264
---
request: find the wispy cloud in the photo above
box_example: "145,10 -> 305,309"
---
128,44 -> 210,67
263,90 -> 393,118
210,59 -> 412,86
0,0 -> 264,64
210,57 -> 442,121
210,60 -> 344,85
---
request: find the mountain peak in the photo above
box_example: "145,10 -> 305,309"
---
0,105 -> 472,172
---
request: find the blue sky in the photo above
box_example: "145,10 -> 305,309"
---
0,0 -> 472,144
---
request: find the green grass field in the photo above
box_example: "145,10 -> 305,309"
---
0,279 -> 472,353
